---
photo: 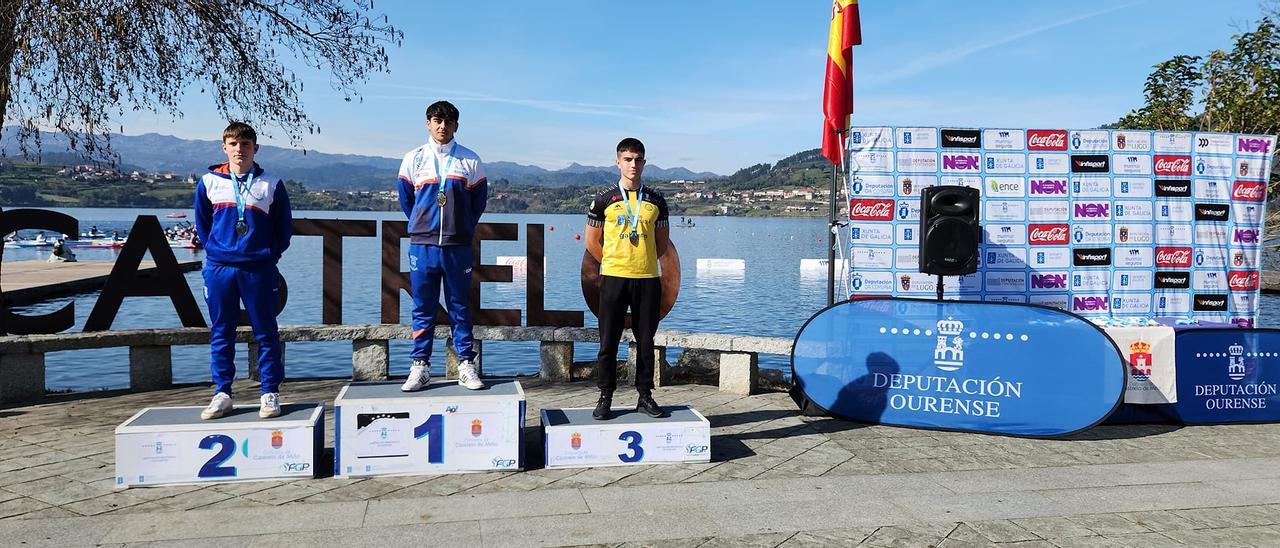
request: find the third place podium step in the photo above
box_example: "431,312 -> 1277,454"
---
541,406 -> 711,468
334,380 -> 526,478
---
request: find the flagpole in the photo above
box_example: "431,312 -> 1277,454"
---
827,131 -> 843,306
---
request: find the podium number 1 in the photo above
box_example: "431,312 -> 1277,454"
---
198,434 -> 237,478
618,431 -> 644,463
414,414 -> 445,464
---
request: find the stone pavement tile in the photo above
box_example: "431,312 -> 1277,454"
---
203,497 -> 274,510
1,456 -> 106,485
888,490 -> 1068,524
8,475 -> 112,506
0,449 -> 79,473
544,466 -> 645,489
684,462 -> 769,482
1116,510 -> 1206,532
823,458 -> 881,476
1044,535 -> 1127,547
703,499 -> 912,536
242,481 -> 337,505
611,462 -> 717,487
1159,525 -> 1280,547
113,483 -> 205,502
207,480 -> 282,497
0,488 -> 20,504
57,463 -> 114,484
14,506 -> 79,520
613,537 -> 711,548
1035,482 -> 1244,515
1208,478 -> 1280,507
98,501 -> 369,543
1064,514 -> 1154,536
478,506 -> 722,548
0,514 -> 112,546
860,523 -> 958,547
697,532 -> 796,548
1095,532 -> 1186,548
364,488 -> 588,526
1009,516 -> 1098,539
297,478 -> 406,503
228,521 -> 483,548
963,519 -> 1042,543
0,496 -> 51,519
935,539 -> 997,548
778,527 -> 876,547
460,468 -> 569,493
135,486 -> 233,511
1171,505 -> 1280,528
381,472 -> 511,498
60,490 -> 150,516
995,542 -> 1056,548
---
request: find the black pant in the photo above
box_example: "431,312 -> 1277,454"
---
596,275 -> 661,393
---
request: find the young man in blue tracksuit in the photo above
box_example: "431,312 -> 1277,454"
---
194,122 -> 293,419
397,101 -> 489,391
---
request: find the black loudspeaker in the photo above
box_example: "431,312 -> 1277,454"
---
918,185 -> 980,276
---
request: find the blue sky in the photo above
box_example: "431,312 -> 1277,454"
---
118,1 -> 1267,175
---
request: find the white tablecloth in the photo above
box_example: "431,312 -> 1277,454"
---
1103,325 -> 1178,404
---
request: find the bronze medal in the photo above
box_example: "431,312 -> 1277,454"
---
235,220 -> 248,237
437,192 -> 447,206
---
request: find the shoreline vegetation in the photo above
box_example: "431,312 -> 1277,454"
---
0,151 -> 842,218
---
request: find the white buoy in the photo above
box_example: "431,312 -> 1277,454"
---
800,258 -> 848,274
696,258 -> 746,272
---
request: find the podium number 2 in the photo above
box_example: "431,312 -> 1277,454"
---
413,414 -> 445,464
618,431 -> 644,463
198,435 -> 237,478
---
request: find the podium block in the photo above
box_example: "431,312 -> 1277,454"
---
541,406 -> 711,468
334,381 -> 525,478
114,403 -> 324,488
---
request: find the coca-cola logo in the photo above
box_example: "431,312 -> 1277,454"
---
1073,247 -> 1112,266
1073,296 -> 1109,311
1194,203 -> 1230,222
1027,130 -> 1068,151
1154,180 -> 1191,197
1028,224 -> 1070,245
1232,180 -> 1266,202
1154,271 -> 1190,289
1155,247 -> 1193,267
1234,228 -> 1260,244
941,129 -> 982,148
942,154 -> 981,171
1239,137 -> 1271,153
1228,271 -> 1260,290
1070,154 -> 1109,173
1194,294 -> 1228,312
1154,155 -> 1192,176
848,199 -> 894,221
1029,179 -> 1067,195
1030,273 -> 1067,289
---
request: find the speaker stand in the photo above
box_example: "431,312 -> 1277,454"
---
935,275 -> 944,302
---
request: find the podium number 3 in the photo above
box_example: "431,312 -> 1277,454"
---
198,435 -> 237,478
414,414 -> 445,464
618,431 -> 644,463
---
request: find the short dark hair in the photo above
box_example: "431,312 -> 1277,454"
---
222,121 -> 257,143
616,137 -> 645,156
425,101 -> 460,122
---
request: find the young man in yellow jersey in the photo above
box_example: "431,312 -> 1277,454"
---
584,138 -> 671,420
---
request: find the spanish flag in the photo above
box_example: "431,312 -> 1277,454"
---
821,0 -> 862,166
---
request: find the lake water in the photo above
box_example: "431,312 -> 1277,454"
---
5,208 -> 842,392
7,207 -> 1280,393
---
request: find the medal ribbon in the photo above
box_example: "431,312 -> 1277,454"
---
432,141 -> 457,205
229,165 -> 256,228
617,181 -> 643,238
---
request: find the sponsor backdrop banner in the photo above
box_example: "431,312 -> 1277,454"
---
1171,329 -> 1280,423
791,298 -> 1125,436
846,127 -> 1274,325
1105,325 -> 1177,404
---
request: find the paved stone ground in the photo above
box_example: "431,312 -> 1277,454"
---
4,378 -> 1280,546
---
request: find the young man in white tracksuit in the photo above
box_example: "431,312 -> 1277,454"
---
397,101 -> 489,391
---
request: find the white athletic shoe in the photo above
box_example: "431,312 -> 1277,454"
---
259,392 -> 281,418
402,361 -> 431,392
457,360 -> 483,390
201,392 -> 232,420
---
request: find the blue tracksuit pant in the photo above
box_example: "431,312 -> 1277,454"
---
410,243 -> 476,364
204,262 -> 283,395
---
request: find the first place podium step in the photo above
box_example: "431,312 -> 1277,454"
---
542,406 -> 711,468
115,402 -> 324,488
335,380 -> 526,478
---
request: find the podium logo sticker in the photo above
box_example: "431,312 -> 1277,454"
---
570,432 -> 582,450
271,431 -> 283,450
471,419 -> 483,437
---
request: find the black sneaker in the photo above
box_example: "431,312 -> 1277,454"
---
592,391 -> 613,420
636,393 -> 667,418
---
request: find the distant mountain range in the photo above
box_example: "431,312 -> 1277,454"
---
0,127 -> 721,191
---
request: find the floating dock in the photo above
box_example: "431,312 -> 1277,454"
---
0,260 -> 202,306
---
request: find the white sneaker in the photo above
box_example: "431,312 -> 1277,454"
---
259,392 -> 281,418
457,360 -> 483,390
201,392 -> 232,420
402,363 -> 431,392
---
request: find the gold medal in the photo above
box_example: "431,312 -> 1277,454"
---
437,192 -> 447,206
629,231 -> 639,245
